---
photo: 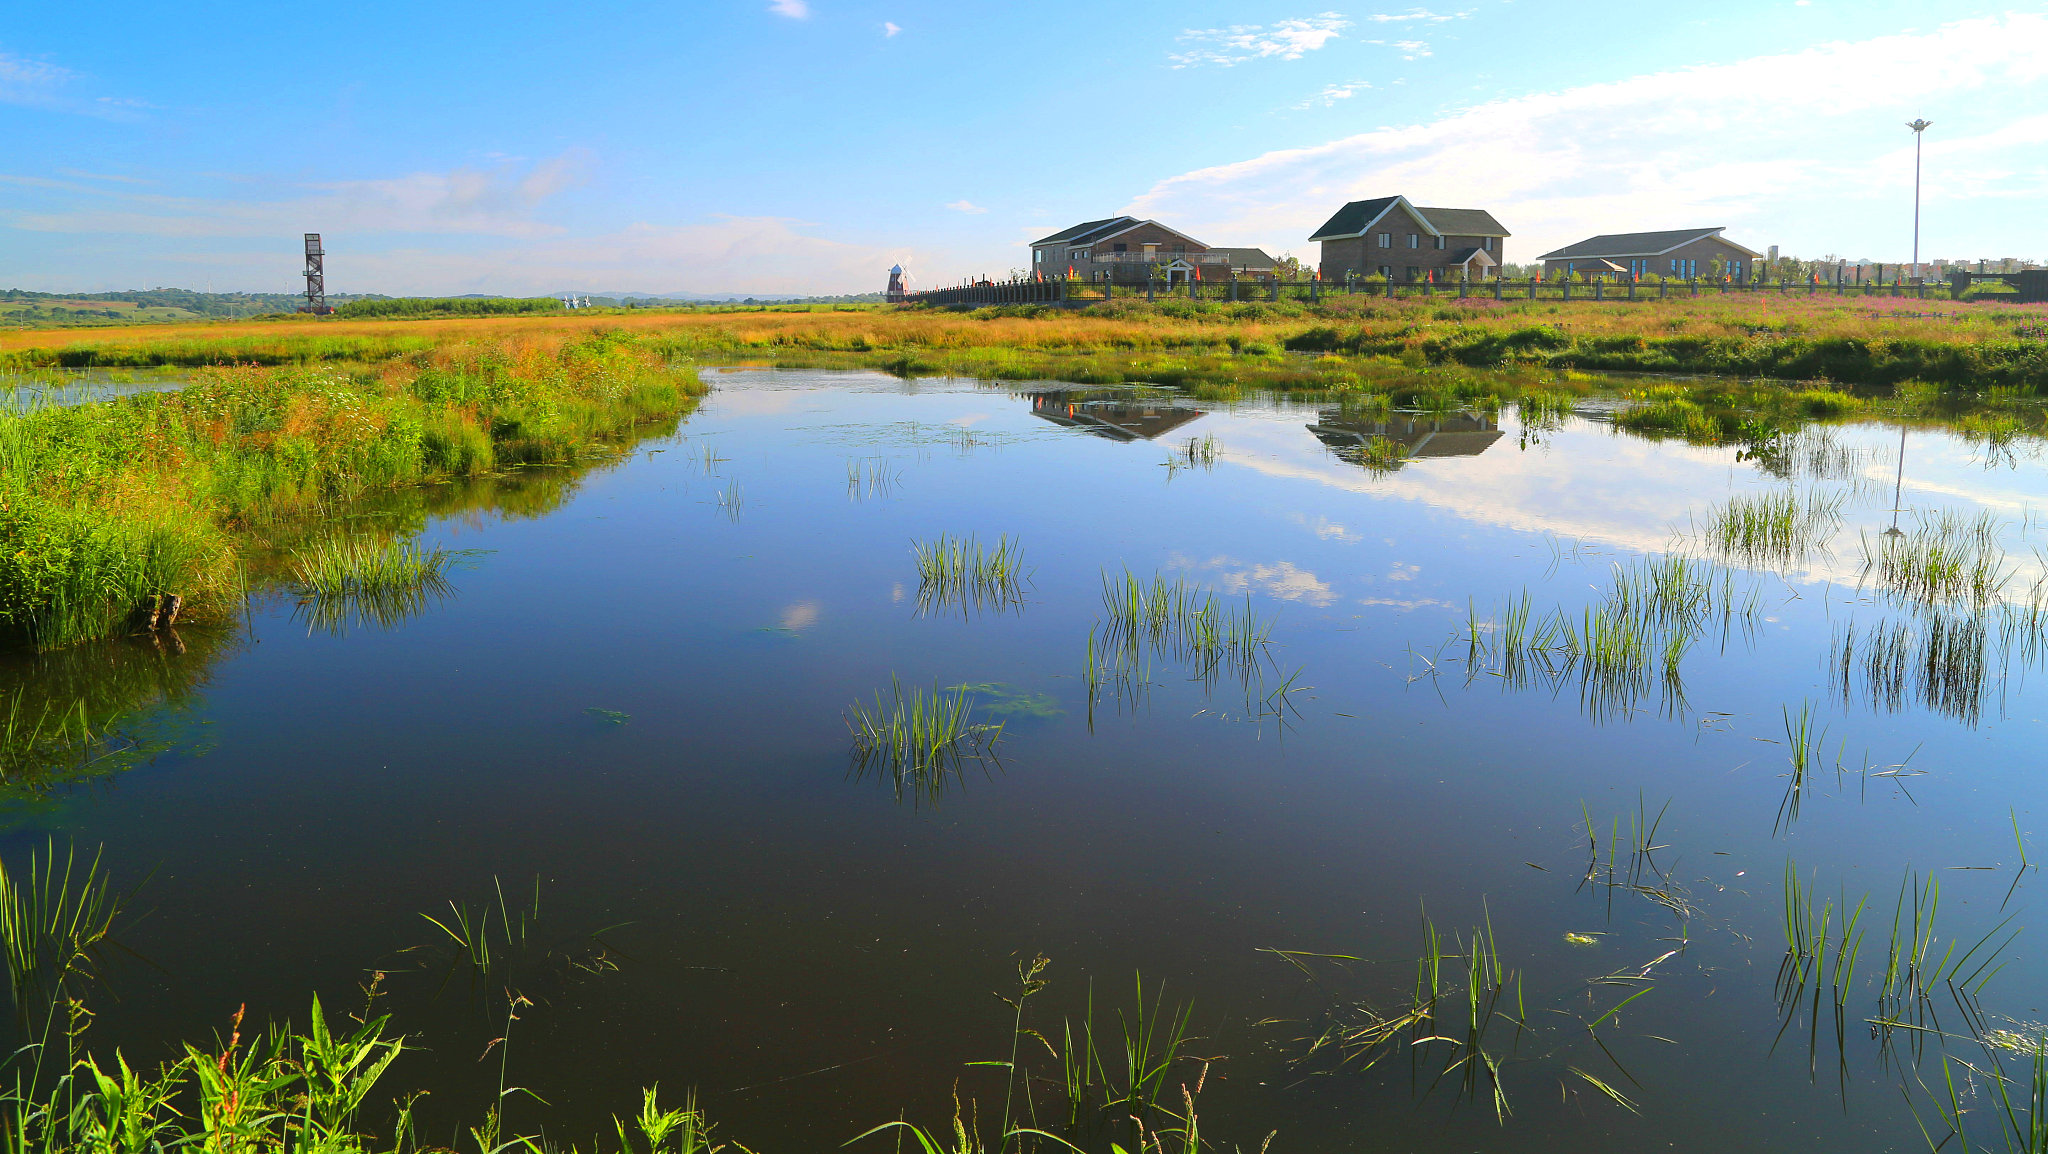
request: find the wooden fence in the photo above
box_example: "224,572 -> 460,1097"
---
901,275 -> 1959,307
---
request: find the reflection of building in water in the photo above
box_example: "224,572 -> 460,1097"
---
1306,410 -> 1503,460
1027,391 -> 1206,442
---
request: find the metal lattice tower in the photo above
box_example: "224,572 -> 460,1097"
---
303,233 -> 326,313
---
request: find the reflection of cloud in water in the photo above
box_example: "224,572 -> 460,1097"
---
1173,554 -> 1338,607
1291,513 -> 1361,542
780,600 -> 822,631
1357,596 -> 1458,611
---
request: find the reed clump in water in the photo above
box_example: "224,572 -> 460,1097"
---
1471,555 -> 1762,721
1697,489 -> 1845,567
291,536 -> 458,597
1861,509 -> 2011,608
846,678 -> 1003,804
911,533 -> 1028,615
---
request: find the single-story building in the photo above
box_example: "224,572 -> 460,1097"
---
1310,196 -> 1510,282
1029,217 -> 1277,284
1538,228 -> 1763,280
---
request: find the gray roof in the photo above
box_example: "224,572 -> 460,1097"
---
1207,247 -> 1276,267
1032,217 -> 1138,247
1308,197 -> 1401,241
1538,228 -> 1762,260
1309,197 -> 1509,241
1414,206 -> 1508,237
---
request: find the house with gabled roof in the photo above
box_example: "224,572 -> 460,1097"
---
1029,217 -> 1276,284
1310,196 -> 1510,283
1538,228 -> 1763,280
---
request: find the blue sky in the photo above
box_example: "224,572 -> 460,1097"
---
4,1 -> 2045,295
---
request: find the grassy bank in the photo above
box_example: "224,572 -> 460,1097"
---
6,294 -> 2044,390
0,329 -> 704,648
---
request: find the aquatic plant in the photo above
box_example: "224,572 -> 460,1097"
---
1698,489 -> 1845,567
846,678 -> 1003,804
912,533 -> 1028,615
1861,509 -> 2012,608
290,535 -> 459,597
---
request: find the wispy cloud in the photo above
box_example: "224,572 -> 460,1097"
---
1363,7 -> 1465,23
768,0 -> 809,19
883,21 -> 901,36
1297,80 -> 1372,108
9,151 -> 594,239
0,52 -> 144,118
945,199 -> 988,214
1169,13 -> 1349,67
1129,13 -> 2048,263
1367,38 -> 1432,59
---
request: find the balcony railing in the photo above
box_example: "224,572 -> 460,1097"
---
1084,251 -> 1243,265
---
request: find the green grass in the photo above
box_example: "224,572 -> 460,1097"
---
0,330 -> 705,649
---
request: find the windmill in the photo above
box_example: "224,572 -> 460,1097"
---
886,264 -> 910,303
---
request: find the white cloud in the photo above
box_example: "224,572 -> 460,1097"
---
1170,13 -> 1350,67
945,199 -> 988,214
768,0 -> 809,18
1363,7 -> 1465,22
1298,80 -> 1372,108
883,21 -> 901,36
1129,13 -> 2048,263
0,52 -> 143,118
1175,555 -> 1339,607
1367,38 -> 1432,59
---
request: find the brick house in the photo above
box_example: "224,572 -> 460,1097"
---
1029,217 -> 1277,285
1310,196 -> 1510,283
1538,228 -> 1763,280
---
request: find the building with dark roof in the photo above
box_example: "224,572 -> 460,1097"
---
1029,218 -> 1277,284
1537,228 -> 1763,280
1309,196 -> 1510,283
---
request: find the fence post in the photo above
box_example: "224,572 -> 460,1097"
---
1311,276 -> 1319,303
1595,280 -> 1604,302
1494,276 -> 1504,301
1230,277 -> 1239,302
1272,277 -> 1280,303
1146,273 -> 1154,302
1563,280 -> 1571,303
1528,278 -> 1536,300
1628,279 -> 1637,301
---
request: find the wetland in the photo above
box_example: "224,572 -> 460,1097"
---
1,306 -> 2047,1153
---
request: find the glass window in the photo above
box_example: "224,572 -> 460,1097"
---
1435,236 -> 1446,250
1378,233 -> 1391,248
1407,234 -> 1419,249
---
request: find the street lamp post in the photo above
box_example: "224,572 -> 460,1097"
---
1907,119 -> 1932,281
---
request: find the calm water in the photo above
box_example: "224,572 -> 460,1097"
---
2,368 -> 191,409
8,368 -> 2047,1152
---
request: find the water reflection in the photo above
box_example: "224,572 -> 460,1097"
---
1026,389 -> 1206,442
0,628 -> 238,809
1307,410 -> 1503,464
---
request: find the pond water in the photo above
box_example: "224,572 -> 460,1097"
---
1,367 -> 192,409
6,367 -> 2047,1153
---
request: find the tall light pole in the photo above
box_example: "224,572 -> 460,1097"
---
1907,119 -> 1932,280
